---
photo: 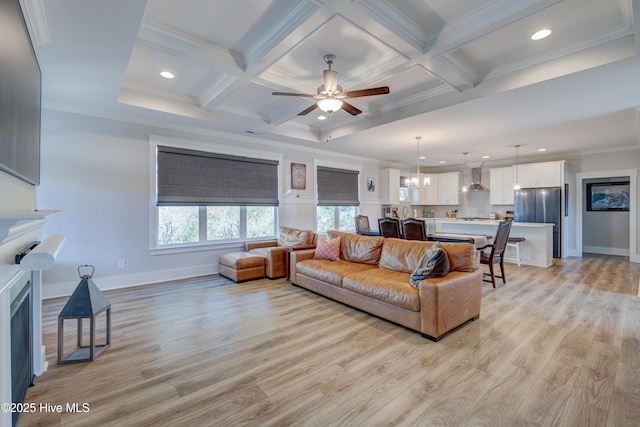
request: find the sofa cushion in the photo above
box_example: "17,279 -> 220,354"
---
327,230 -> 384,265
379,238 -> 477,273
277,226 -> 315,247
343,268 -> 420,312
295,259 -> 377,287
409,242 -> 450,288
313,237 -> 341,261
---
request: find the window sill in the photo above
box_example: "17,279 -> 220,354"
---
149,242 -> 242,256
149,236 -> 277,256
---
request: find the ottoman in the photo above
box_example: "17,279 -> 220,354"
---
219,252 -> 266,283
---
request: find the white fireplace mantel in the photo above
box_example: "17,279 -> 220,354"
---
0,210 -> 62,427
0,210 -> 61,242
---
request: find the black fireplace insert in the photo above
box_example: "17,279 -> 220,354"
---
10,272 -> 34,427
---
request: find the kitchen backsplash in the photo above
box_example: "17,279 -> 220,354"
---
408,191 -> 514,218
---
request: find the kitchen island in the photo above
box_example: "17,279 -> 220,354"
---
420,218 -> 554,268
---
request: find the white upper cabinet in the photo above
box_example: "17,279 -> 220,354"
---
516,161 -> 564,188
380,168 -> 400,204
490,166 -> 515,205
437,172 -> 459,205
425,174 -> 438,204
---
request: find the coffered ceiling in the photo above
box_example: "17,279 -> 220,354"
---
28,0 -> 640,167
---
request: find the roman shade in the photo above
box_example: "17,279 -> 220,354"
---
157,145 -> 279,206
317,166 -> 359,206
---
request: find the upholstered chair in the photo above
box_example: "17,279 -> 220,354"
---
401,218 -> 427,240
355,215 -> 381,236
378,217 -> 402,238
246,226 -> 317,279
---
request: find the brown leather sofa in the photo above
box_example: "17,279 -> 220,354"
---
246,226 -> 317,279
289,231 -> 483,341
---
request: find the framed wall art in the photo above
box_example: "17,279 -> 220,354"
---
586,181 -> 630,211
367,177 -> 375,192
291,163 -> 306,190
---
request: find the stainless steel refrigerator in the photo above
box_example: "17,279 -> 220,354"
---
514,187 -> 561,258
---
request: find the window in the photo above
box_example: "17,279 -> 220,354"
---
153,143 -> 280,249
316,165 -> 360,233
316,205 -> 357,233
157,206 -> 276,246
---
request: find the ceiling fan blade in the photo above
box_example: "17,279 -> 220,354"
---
343,86 -> 390,98
298,103 -> 319,115
341,101 -> 362,116
272,92 -> 316,97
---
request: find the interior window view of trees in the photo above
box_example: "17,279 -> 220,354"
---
158,206 -> 276,245
316,205 -> 357,233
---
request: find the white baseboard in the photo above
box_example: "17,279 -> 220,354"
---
43,263 -> 218,299
582,245 -> 629,257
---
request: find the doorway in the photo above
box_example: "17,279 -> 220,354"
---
574,168 -> 638,264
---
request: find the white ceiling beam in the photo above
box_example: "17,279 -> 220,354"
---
240,0 -> 323,70
137,21 -> 240,75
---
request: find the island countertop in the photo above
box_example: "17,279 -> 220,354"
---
415,218 -> 553,267
430,219 -> 554,228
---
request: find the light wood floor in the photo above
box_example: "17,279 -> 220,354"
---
20,254 -> 640,426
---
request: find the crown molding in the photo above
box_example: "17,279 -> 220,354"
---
485,24 -> 634,81
425,0 -> 566,57
19,0 -> 50,46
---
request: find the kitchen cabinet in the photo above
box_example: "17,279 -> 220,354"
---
380,168 -> 400,204
516,161 -> 563,188
437,172 -> 459,205
409,174 -> 438,204
490,166 -> 515,205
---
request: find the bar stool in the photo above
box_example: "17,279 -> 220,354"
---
505,237 -> 525,267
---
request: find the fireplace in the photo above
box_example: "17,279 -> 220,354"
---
10,273 -> 33,427
0,210 -> 63,427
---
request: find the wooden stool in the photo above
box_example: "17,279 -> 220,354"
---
506,237 -> 526,267
218,252 -> 266,283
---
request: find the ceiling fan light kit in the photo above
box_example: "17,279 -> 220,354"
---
272,54 -> 390,118
317,98 -> 343,113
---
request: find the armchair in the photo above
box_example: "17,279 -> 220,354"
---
246,226 -> 317,279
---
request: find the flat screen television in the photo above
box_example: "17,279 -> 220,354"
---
0,0 -> 41,185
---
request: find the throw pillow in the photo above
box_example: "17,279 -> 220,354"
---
277,227 -> 312,247
409,242 -> 450,288
313,237 -> 341,261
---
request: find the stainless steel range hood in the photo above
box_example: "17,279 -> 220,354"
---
467,167 -> 488,191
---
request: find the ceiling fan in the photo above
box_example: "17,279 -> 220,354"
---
272,54 -> 390,116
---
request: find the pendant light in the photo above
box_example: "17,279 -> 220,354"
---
410,136 -> 429,188
513,145 -> 521,190
461,152 -> 469,192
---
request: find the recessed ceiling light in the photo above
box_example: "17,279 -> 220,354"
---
419,156 -> 426,160
439,161 -> 446,164
482,155 -> 490,159
160,71 -> 175,79
537,148 -> 547,152
531,28 -> 551,40
318,115 -> 326,120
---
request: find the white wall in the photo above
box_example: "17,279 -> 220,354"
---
0,170 -> 36,213
37,110 -> 389,297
